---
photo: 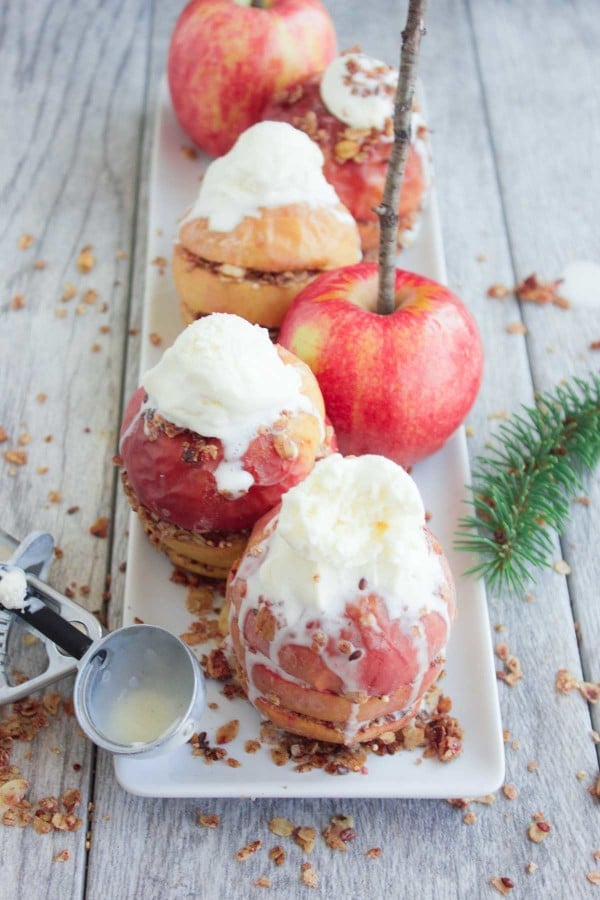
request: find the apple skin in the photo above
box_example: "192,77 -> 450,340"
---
167,0 -> 337,157
278,262 -> 484,467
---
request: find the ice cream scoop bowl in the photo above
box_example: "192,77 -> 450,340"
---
74,624 -> 205,757
0,532 -> 205,758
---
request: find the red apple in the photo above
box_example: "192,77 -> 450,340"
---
278,262 -> 484,467
167,0 -> 337,157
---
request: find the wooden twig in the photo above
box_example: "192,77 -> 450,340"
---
376,0 -> 428,315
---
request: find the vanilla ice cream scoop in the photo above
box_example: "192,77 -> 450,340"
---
184,121 -> 347,232
243,453 -> 444,622
320,53 -> 398,131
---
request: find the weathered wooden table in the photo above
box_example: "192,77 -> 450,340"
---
1,1 -> 599,897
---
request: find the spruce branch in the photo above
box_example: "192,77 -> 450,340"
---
455,372 -> 600,594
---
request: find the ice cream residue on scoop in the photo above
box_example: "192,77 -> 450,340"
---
182,121 -> 349,233
0,567 -> 28,610
141,314 -> 318,496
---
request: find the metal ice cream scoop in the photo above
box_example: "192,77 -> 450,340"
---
0,531 -> 205,758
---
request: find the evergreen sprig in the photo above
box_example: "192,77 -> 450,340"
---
455,371 -> 600,594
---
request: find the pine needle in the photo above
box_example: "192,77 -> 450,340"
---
455,371 -> 600,593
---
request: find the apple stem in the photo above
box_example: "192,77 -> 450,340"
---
250,0 -> 269,7
376,0 -> 428,315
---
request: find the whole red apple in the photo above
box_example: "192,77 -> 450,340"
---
167,0 -> 337,157
278,262 -> 484,467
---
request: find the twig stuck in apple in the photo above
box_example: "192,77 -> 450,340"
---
376,0 -> 428,315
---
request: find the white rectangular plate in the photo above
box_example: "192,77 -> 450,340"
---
115,80 -> 504,798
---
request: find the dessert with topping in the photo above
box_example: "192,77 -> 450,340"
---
261,50 -> 429,255
227,453 -> 455,744
119,314 -> 335,578
172,121 -> 361,331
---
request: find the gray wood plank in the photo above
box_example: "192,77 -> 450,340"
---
0,0 -> 150,894
468,0 -> 600,743
87,2 -> 600,900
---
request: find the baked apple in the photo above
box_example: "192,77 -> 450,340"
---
172,121 -> 361,332
261,50 -> 429,256
119,314 -> 335,578
227,453 -> 455,744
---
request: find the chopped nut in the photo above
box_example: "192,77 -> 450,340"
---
553,559 -> 571,575
42,694 -> 61,716
506,322 -> 527,335
270,748 -> 289,766
83,289 -> 98,305
322,814 -> 356,851
586,872 -> 600,885
487,284 -> 510,299
48,491 -> 62,503
149,332 -> 162,346
300,862 -> 318,888
555,668 -> 579,694
244,740 -> 261,754
186,586 -> 213,614
366,847 -> 382,859
53,850 -> 70,862
268,817 -> 293,838
89,517 -> 109,538
254,877 -> 271,888
215,719 -> 239,745
18,233 -> 34,250
180,145 -> 197,160
62,283 -> 77,301
527,761 -> 538,773
334,138 -> 360,160
4,450 -> 27,466
515,273 -> 569,308
525,861 -> 538,874
77,245 -> 95,273
527,820 -> 551,843
197,812 -> 220,828
502,784 -> 518,800
236,840 -> 262,862
293,826 -> 317,854
463,811 -> 477,825
490,876 -> 514,895
0,779 -> 28,809
269,845 -> 286,867
10,294 -> 25,310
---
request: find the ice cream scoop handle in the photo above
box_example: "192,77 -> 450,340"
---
14,603 -> 93,660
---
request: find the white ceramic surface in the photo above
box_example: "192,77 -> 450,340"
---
114,80 -> 504,798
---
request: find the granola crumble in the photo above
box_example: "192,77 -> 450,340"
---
269,845 -> 286,867
490,876 -> 514,895
300,862 -> 318,888
236,840 -> 262,861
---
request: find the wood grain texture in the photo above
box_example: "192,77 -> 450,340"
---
1,1 -> 599,898
468,0 -> 600,742
0,0 -> 150,894
87,2 -> 600,899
